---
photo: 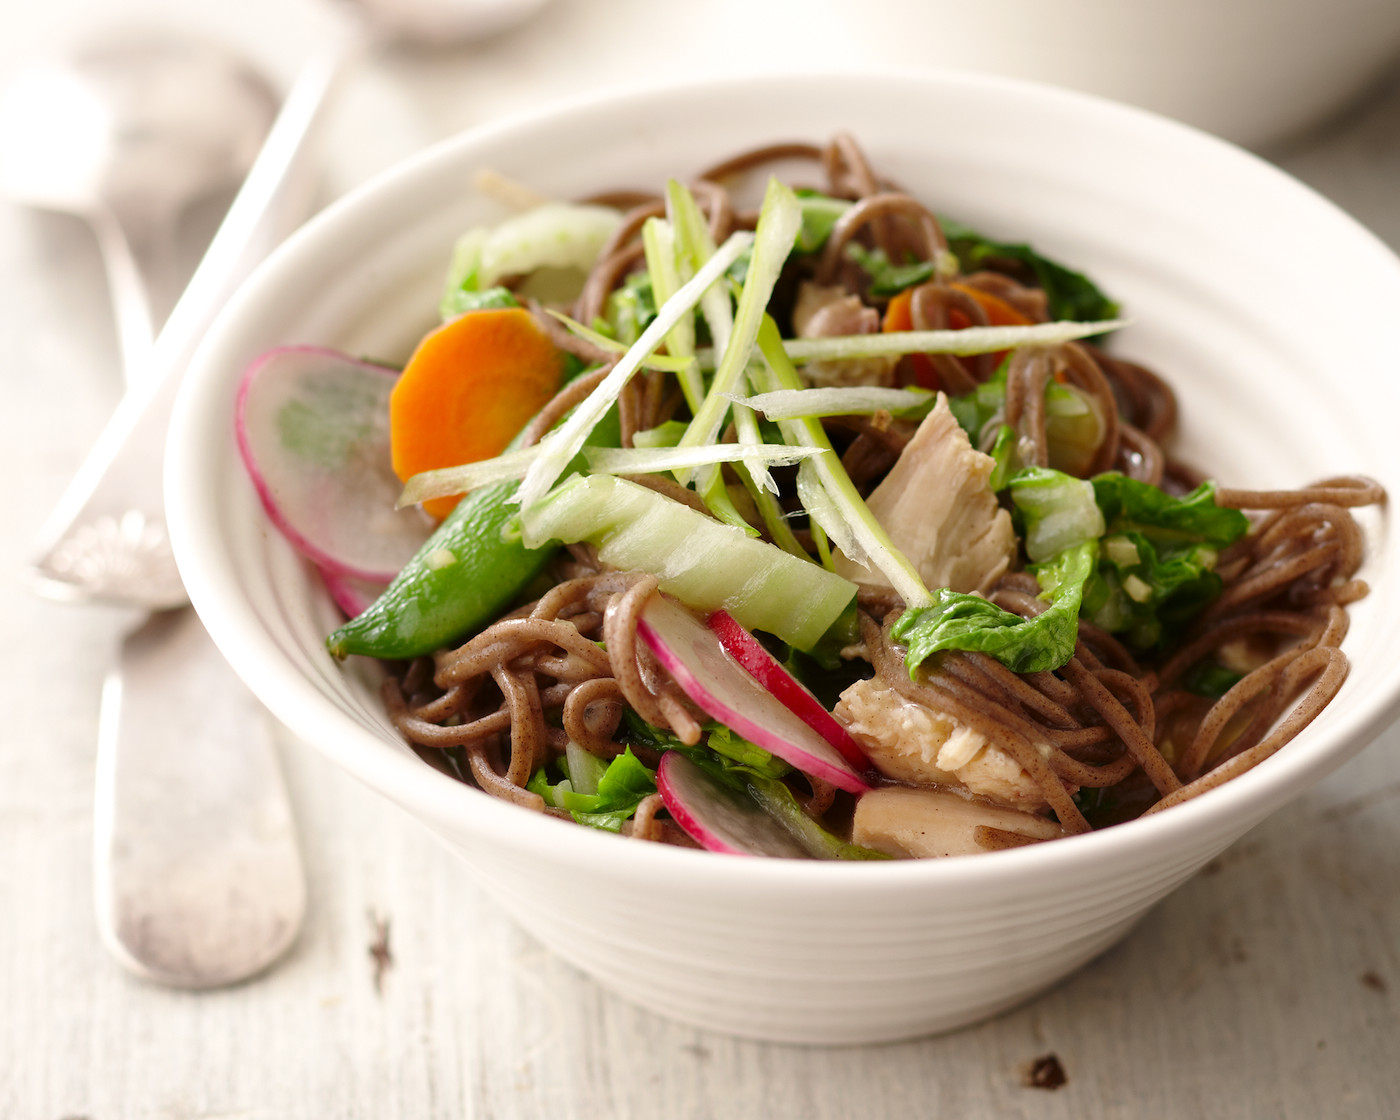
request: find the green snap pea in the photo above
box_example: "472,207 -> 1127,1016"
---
326,403 -> 620,661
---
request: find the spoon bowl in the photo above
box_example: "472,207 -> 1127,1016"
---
0,33 -> 278,376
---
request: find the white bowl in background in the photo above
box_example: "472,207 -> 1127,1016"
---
904,0 -> 1400,148
167,71 -> 1400,1043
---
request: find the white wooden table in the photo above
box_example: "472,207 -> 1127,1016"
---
2,3 -> 1398,1115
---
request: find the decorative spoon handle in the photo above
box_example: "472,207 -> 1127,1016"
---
59,27 -> 364,987
95,608 -> 306,986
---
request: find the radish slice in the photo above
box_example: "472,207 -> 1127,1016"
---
637,596 -> 870,793
318,566 -> 388,619
235,345 -> 434,581
657,752 -> 811,857
707,609 -> 871,771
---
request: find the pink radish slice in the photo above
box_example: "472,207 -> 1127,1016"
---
637,596 -> 870,794
235,345 -> 434,581
707,609 -> 871,771
318,566 -> 388,619
657,752 -> 812,857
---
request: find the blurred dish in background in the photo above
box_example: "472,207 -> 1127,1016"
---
912,0 -> 1400,148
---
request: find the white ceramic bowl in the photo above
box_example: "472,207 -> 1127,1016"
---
167,71 -> 1400,1044
895,1 -> 1400,148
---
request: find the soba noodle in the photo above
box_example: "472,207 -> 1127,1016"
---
380,135 -> 1384,854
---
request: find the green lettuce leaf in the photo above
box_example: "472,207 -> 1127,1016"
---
528,747 -> 657,832
841,216 -> 1119,321
604,270 -> 657,345
1009,466 -> 1105,562
946,366 -> 1010,445
948,367 -> 1105,483
892,541 -> 1096,674
1082,474 -> 1249,650
618,710 -> 790,779
986,424 -> 1017,491
940,218 -> 1120,323
1091,473 -> 1249,548
1181,662 -> 1245,699
845,243 -> 935,296
439,285 -> 520,319
793,189 -> 852,253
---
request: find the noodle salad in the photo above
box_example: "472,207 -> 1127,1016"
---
234,135 -> 1384,859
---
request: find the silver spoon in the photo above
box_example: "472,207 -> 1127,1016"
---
6,2 -> 550,989
0,34 -> 277,384
0,32 -> 305,988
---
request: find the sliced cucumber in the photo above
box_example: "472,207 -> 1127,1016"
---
521,474 -> 855,650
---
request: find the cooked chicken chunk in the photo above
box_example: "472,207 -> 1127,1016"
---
836,675 -> 1049,811
833,392 -> 1015,595
791,281 -> 898,388
852,786 -> 1064,859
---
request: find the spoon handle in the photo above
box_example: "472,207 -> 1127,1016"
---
89,206 -> 157,387
94,607 -> 306,986
61,27 -> 363,988
30,27 -> 365,604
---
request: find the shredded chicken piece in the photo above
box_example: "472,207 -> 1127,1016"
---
833,392 -> 1015,595
837,676 -> 1049,810
791,281 -> 897,387
852,786 -> 1064,859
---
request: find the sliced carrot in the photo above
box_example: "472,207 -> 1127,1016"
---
390,307 -> 563,518
883,287 -> 914,332
947,283 -> 1032,329
949,283 -> 1032,373
882,288 -> 937,389
883,283 -> 1034,390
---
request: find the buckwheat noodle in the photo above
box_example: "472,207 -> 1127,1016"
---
382,134 -> 1385,851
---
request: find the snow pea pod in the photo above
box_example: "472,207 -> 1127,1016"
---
327,405 -> 620,661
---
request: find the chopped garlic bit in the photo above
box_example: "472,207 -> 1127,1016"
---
1103,534 -> 1140,567
1123,574 -> 1154,602
425,548 -> 458,570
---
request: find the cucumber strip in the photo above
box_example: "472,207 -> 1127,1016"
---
631,420 -> 688,449
694,319 -> 1128,367
643,196 -> 760,534
666,179 -> 744,518
678,178 -> 802,472
728,364 -> 807,555
730,385 -> 935,420
640,217 -> 706,409
754,315 -> 933,608
666,180 -> 734,356
542,309 -> 694,374
400,441 -> 824,506
515,230 -> 753,512
398,445 -> 541,506
521,474 -> 856,650
582,443 -> 825,476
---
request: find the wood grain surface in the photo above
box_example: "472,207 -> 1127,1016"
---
1,6 -> 1398,1115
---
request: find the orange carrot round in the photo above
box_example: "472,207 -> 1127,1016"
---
947,282 -> 1032,329
882,288 -> 937,388
884,282 -> 1033,389
391,307 -> 563,518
